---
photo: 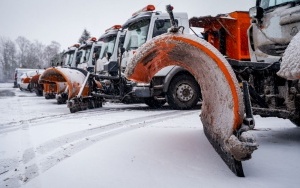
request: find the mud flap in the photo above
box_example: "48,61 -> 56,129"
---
125,33 -> 258,176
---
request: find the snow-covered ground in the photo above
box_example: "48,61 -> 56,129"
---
0,83 -> 299,188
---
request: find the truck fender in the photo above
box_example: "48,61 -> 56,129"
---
162,66 -> 186,93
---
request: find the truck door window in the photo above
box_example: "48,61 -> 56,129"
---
152,19 -> 178,38
124,19 -> 150,51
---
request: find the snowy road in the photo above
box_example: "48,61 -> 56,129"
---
0,83 -> 300,188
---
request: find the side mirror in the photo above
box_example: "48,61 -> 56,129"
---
249,6 -> 264,20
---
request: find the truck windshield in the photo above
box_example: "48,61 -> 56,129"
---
99,35 -> 117,59
259,0 -> 298,9
83,46 -> 92,63
62,53 -> 68,66
65,50 -> 75,66
123,19 -> 150,51
76,50 -> 83,64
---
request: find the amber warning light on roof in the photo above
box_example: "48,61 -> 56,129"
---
68,43 -> 80,49
89,37 -> 97,42
105,25 -> 122,32
132,5 -> 155,17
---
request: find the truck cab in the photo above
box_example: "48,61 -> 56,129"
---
248,0 -> 300,63
98,25 -> 125,76
121,6 -> 189,71
121,5 -> 201,109
62,44 -> 80,68
77,37 -> 102,72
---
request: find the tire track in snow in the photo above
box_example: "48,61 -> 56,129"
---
0,104 -> 150,134
0,110 -> 199,188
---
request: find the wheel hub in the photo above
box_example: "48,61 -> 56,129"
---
176,83 -> 194,102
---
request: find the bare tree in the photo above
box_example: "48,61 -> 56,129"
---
0,35 -> 61,82
0,37 -> 17,82
15,36 -> 30,68
44,41 -> 61,67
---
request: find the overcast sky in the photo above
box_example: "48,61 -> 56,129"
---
0,0 -> 255,50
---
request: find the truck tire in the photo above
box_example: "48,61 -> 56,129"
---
27,84 -> 33,92
57,96 -> 67,104
290,107 -> 300,127
144,97 -> 166,108
167,74 -> 200,110
35,89 -> 43,96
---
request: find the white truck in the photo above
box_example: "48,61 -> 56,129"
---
67,5 -> 202,112
14,68 -> 39,89
121,5 -> 201,109
92,5 -> 201,109
62,43 -> 81,68
76,37 -> 102,72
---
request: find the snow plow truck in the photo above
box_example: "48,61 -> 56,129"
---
39,43 -> 85,102
66,5 -> 202,113
125,1 -> 300,177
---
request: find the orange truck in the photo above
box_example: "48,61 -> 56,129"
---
189,11 -> 251,61
189,1 -> 300,127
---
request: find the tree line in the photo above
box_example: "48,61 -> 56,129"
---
0,36 -> 61,82
0,29 -> 92,82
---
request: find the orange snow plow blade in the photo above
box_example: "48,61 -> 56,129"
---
125,33 -> 258,177
43,82 -> 57,93
22,77 -> 31,84
39,67 -> 89,100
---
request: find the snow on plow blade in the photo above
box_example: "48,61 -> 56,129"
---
277,32 -> 300,80
39,67 -> 89,100
125,33 -> 258,177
